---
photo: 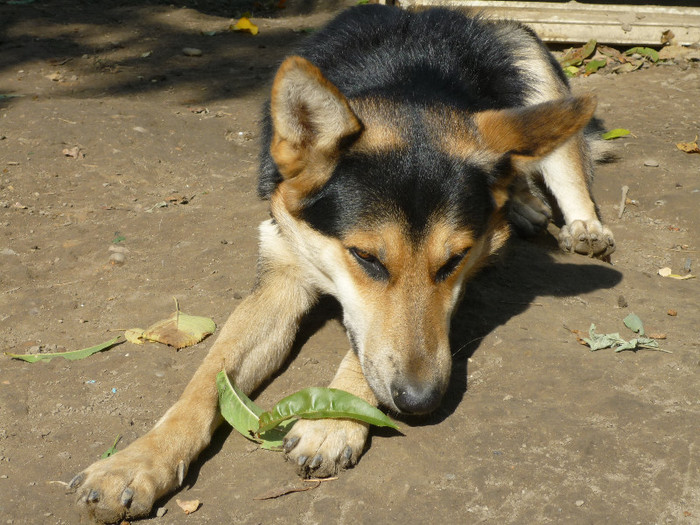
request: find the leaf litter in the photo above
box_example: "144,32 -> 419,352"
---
567,314 -> 670,353
556,40 -> 672,78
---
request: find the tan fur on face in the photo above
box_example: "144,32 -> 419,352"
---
337,214 -> 506,408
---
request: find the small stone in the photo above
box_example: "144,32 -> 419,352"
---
667,309 -> 677,316
182,47 -> 202,57
156,507 -> 167,518
109,252 -> 126,265
617,295 -> 628,308
643,159 -> 659,167
575,500 -> 585,507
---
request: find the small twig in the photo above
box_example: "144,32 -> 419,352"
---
618,185 -> 629,219
304,477 -> 338,483
452,336 -> 485,357
48,480 -> 69,487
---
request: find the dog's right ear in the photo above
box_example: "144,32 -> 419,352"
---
269,56 -> 362,187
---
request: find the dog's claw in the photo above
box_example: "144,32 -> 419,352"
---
309,454 -> 323,469
297,455 -> 308,466
86,489 -> 100,503
69,473 -> 84,490
283,436 -> 300,452
177,460 -> 186,487
120,487 -> 134,508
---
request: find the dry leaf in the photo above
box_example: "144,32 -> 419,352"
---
62,146 -> 84,159
140,299 -> 216,349
658,267 -> 695,280
124,328 -> 145,344
676,136 -> 700,154
232,17 -> 259,35
176,498 -> 200,514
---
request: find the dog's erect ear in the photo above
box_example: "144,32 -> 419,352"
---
270,56 -> 362,180
474,96 -> 596,160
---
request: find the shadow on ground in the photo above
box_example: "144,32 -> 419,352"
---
1,0 -> 351,104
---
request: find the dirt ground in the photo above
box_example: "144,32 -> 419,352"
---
1,1 -> 699,523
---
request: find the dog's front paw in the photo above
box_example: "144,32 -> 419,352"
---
559,219 -> 615,259
69,440 -> 182,523
283,418 -> 369,478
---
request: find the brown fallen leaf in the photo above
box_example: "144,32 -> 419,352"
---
176,498 -> 201,514
648,333 -> 667,340
676,136 -> 700,154
137,298 -> 216,349
563,325 -> 589,346
62,146 -> 84,159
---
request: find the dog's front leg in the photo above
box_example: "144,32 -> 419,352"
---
283,349 -> 377,478
539,137 -> 615,258
70,264 -> 317,524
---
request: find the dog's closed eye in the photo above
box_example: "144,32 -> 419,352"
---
434,249 -> 470,283
349,247 -> 390,281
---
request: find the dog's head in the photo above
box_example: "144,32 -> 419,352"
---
265,56 -> 595,414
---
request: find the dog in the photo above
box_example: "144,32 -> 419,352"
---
69,5 -> 615,522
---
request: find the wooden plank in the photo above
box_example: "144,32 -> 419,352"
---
394,0 -> 700,45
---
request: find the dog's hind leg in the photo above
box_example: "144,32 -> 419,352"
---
70,230 -> 318,523
537,136 -> 615,258
283,349 -> 377,478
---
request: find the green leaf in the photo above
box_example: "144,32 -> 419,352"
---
101,435 -> 121,459
625,47 -> 659,63
258,387 -> 399,434
601,128 -> 631,140
563,65 -> 580,78
559,39 -> 597,68
216,371 -> 263,443
585,59 -> 607,75
5,336 -> 122,362
623,313 -> 645,336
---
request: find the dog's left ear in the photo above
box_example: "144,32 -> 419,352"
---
474,96 -> 596,160
269,56 -> 362,184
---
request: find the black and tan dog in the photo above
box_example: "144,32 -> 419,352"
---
70,5 -> 615,522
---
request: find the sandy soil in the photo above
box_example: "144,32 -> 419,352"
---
1,1 -> 699,523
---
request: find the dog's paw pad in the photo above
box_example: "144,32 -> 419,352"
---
283,418 -> 369,478
559,220 -> 615,259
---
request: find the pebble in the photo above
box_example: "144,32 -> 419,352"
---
575,500 -> 585,507
644,159 -> 659,167
183,47 -> 202,57
109,252 -> 126,265
156,507 -> 167,518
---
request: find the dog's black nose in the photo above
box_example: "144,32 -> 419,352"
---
391,380 -> 443,414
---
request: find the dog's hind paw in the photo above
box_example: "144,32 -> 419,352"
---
69,441 -> 181,523
283,418 -> 369,478
559,219 -> 615,259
